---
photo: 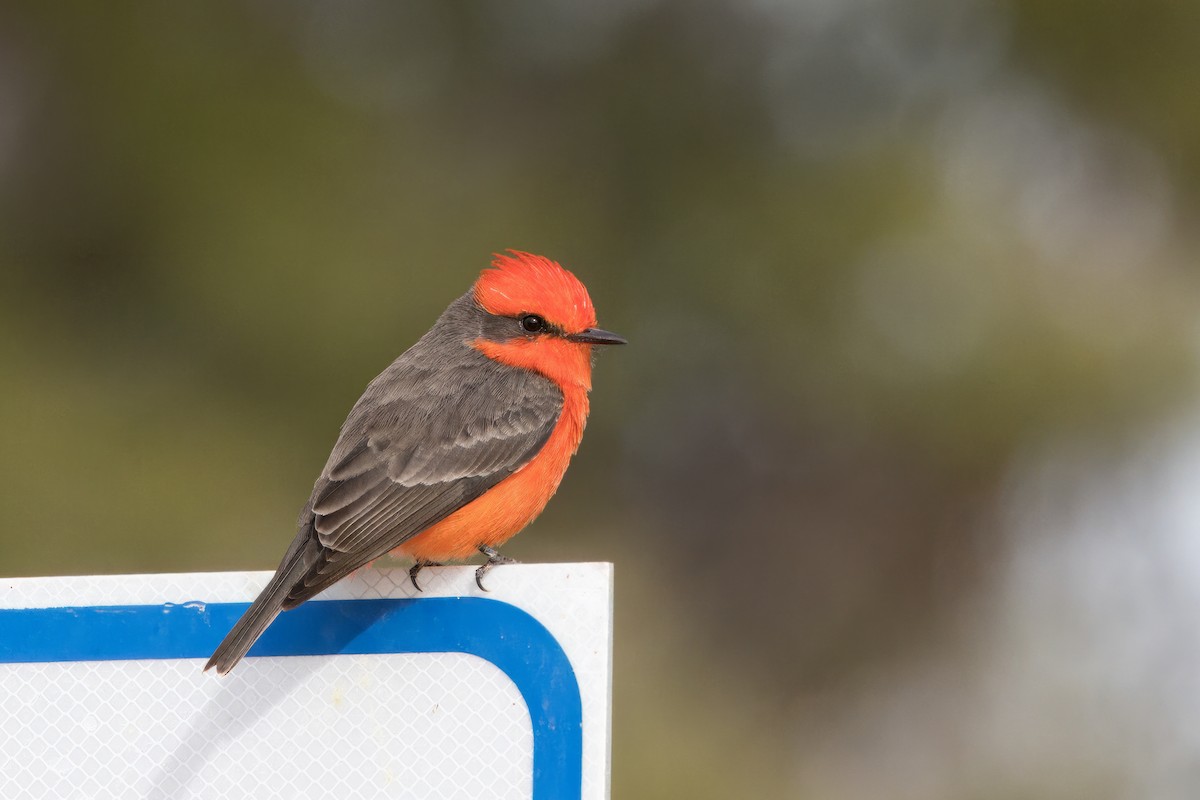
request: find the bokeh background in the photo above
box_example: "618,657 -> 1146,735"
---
3,2 -> 1200,797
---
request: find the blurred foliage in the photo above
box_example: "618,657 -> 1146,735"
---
1,1 -> 1198,797
1009,0 -> 1200,200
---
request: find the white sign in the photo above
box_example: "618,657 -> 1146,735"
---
0,563 -> 613,800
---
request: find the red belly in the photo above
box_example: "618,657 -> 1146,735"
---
395,392 -> 587,562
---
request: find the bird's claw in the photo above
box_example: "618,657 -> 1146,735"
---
475,545 -> 518,592
408,560 -> 442,592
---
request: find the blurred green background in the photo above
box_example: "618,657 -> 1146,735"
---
3,1 -> 1200,797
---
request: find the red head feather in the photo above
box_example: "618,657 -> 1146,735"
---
474,250 -> 597,334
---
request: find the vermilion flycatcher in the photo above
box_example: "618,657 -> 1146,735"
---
205,251 -> 624,674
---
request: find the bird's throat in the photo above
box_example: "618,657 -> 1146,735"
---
472,337 -> 593,393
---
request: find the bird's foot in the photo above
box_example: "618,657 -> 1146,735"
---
475,545 -> 518,592
408,559 -> 443,592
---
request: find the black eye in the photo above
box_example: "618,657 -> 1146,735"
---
520,314 -> 546,333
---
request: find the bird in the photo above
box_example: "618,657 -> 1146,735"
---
204,250 -> 625,674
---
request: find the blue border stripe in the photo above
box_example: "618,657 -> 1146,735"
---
0,597 -> 583,800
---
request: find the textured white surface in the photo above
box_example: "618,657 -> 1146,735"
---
0,563 -> 612,800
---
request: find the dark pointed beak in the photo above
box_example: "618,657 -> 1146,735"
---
566,327 -> 627,346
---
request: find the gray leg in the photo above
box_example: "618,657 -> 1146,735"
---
475,545 -> 518,592
408,559 -> 442,592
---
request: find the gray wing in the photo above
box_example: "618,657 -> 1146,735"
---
281,353 -> 562,607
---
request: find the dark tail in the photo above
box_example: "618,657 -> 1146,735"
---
204,532 -> 319,675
